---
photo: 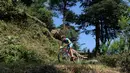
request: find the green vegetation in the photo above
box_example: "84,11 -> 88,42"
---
0,0 -> 130,73
0,0 -> 59,72
50,0 -> 78,28
0,19 -> 58,63
98,51 -> 130,72
78,0 -> 128,56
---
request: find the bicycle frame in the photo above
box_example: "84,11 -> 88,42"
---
61,48 -> 70,57
58,47 -> 71,63
58,46 -> 82,63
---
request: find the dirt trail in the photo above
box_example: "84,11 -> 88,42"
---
55,64 -> 120,73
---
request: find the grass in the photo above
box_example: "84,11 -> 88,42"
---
0,19 -> 123,73
55,64 -> 120,73
0,20 -> 59,64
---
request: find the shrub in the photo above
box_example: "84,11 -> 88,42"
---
98,54 -> 120,67
0,0 -> 27,22
0,36 -> 41,64
98,51 -> 130,73
119,51 -> 130,73
0,44 -> 40,64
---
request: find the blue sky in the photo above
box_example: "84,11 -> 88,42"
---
124,0 -> 130,6
52,0 -> 130,52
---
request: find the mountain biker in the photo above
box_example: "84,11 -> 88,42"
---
60,35 -> 75,61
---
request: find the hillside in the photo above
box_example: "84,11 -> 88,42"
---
0,20 -> 122,73
0,19 -> 59,63
0,0 -> 130,73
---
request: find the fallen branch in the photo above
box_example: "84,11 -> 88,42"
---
25,12 -> 46,27
25,12 -> 59,41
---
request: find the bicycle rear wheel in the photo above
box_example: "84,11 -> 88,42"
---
72,53 -> 80,63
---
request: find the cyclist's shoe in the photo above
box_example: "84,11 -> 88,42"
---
70,57 -> 73,61
70,57 -> 77,61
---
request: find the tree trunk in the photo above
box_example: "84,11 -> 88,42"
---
100,15 -> 105,44
95,23 -> 100,56
105,24 -> 108,42
63,0 -> 67,30
101,20 -> 104,43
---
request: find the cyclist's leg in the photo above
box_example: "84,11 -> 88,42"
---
69,43 -> 76,61
68,43 -> 72,56
72,49 -> 88,59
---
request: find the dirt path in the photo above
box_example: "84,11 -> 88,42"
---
55,64 -> 120,73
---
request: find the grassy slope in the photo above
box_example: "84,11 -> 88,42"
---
0,20 -> 59,63
0,20 -> 121,73
0,15 -> 121,73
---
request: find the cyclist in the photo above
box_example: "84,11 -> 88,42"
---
60,35 -> 75,61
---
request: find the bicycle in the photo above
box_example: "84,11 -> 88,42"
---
58,46 -> 84,63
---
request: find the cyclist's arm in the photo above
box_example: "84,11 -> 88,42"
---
66,38 -> 72,44
59,41 -> 63,48
61,40 -> 68,47
60,40 -> 64,47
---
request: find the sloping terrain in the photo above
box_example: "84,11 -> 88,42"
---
0,19 -> 59,63
55,64 -> 120,73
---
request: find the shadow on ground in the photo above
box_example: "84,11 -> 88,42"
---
0,64 -> 62,73
25,65 -> 62,73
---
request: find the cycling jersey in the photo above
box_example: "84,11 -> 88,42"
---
63,38 -> 72,44
62,38 -> 73,48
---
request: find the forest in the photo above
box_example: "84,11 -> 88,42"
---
0,0 -> 130,73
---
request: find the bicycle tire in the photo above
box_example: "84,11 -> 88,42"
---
58,49 -> 70,63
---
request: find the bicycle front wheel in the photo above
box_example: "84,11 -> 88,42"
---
58,49 -> 70,63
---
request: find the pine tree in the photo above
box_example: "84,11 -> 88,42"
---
49,0 -> 78,30
78,0 -> 127,56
